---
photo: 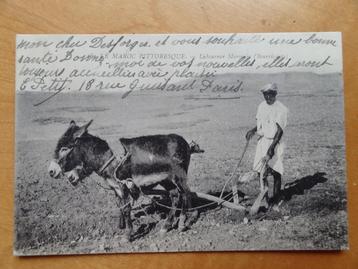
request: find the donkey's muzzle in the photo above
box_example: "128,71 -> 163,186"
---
48,160 -> 62,178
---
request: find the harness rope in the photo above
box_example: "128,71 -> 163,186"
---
98,154 -> 116,174
113,152 -> 131,181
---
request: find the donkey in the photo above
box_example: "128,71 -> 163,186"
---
48,120 -> 203,242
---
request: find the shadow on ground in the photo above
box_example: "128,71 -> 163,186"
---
280,172 -> 328,201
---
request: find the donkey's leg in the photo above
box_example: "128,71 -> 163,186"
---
116,198 -> 133,243
159,180 -> 180,234
178,194 -> 188,232
180,180 -> 199,228
116,191 -> 133,243
108,178 -> 133,242
173,176 -> 194,232
177,178 -> 199,231
122,200 -> 133,242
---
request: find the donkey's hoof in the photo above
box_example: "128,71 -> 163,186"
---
159,228 -> 168,236
186,210 -> 199,226
178,225 -> 187,232
178,214 -> 187,230
191,210 -> 199,220
120,234 -> 131,244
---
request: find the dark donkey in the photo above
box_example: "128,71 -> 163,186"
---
48,120 -> 203,242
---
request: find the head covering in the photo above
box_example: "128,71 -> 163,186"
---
260,83 -> 278,93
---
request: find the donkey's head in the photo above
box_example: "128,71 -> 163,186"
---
48,120 -> 113,185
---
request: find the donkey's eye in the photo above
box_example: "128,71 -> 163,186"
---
59,147 -> 73,158
60,147 -> 70,153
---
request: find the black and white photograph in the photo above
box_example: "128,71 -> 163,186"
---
14,33 -> 347,255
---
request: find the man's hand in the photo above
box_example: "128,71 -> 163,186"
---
262,154 -> 271,164
267,147 -> 275,159
265,123 -> 282,160
246,128 -> 256,141
261,147 -> 275,164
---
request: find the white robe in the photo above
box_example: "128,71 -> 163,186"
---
253,100 -> 288,175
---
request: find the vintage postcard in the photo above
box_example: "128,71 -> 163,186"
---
14,33 -> 347,255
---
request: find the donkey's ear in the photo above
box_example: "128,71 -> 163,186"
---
70,120 -> 76,127
73,119 -> 93,139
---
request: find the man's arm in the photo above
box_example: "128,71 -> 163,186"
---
267,123 -> 283,158
246,126 -> 257,141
